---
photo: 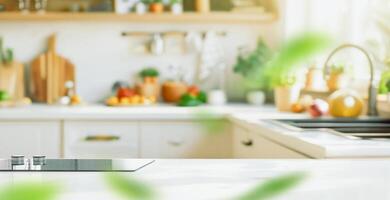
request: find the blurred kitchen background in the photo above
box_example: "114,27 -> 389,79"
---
0,0 -> 386,104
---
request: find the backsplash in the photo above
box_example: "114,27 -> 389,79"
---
0,21 -> 280,102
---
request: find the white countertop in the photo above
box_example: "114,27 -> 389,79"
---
0,104 -> 281,120
231,113 -> 390,158
0,159 -> 389,200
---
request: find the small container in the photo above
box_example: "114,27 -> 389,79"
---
171,3 -> 183,14
136,2 -> 147,15
195,0 -> 210,13
246,91 -> 265,105
34,0 -> 47,13
207,90 -> 227,105
18,0 -> 31,13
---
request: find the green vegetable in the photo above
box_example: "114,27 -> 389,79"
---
235,172 -> 307,200
379,70 -> 390,94
178,92 -> 207,107
197,91 -> 207,103
0,90 -> 10,101
139,67 -> 159,78
0,37 -> 14,65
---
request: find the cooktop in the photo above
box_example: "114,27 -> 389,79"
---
0,156 -> 155,172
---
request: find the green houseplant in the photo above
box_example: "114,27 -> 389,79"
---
233,39 -> 272,104
235,33 -> 331,111
0,37 -> 13,65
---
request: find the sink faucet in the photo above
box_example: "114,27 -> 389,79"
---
323,44 -> 378,116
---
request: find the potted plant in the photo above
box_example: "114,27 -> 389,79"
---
149,0 -> 164,13
326,64 -> 348,91
170,0 -> 183,14
0,38 -> 13,66
233,40 -> 272,105
136,67 -> 160,98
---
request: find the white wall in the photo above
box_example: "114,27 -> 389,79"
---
0,21 -> 280,102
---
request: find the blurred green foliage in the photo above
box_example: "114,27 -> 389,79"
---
105,173 -> 155,200
235,172 -> 307,200
0,182 -> 59,200
379,70 -> 390,94
234,33 -> 332,90
193,109 -> 228,134
265,33 -> 331,87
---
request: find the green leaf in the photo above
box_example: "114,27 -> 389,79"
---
105,173 -> 155,200
235,172 -> 307,200
139,68 -> 159,78
0,182 -> 60,200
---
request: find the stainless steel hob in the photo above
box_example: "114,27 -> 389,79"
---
0,156 -> 154,172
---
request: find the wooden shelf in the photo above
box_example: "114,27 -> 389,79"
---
0,12 -> 276,24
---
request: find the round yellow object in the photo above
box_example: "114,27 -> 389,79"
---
328,90 -> 364,118
120,97 -> 130,105
106,97 -> 119,106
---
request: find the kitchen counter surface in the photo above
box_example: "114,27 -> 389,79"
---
231,113 -> 390,158
0,159 -> 389,200
0,103 -> 287,120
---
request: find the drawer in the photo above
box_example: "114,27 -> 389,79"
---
64,121 -> 139,158
140,121 -> 232,158
0,121 -> 61,158
233,125 -> 307,159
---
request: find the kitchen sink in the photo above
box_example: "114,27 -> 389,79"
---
272,118 -> 390,140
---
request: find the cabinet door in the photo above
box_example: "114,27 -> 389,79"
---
140,121 -> 232,158
233,125 -> 307,158
64,121 -> 139,158
0,121 -> 61,158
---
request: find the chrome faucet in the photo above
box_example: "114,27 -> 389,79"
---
323,44 -> 378,116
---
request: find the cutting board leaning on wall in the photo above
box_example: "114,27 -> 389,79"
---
31,34 -> 76,104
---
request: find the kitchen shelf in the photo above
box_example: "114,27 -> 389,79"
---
0,12 -> 276,24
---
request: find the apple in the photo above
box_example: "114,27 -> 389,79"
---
117,88 -> 136,99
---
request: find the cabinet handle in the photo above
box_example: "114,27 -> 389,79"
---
241,139 -> 253,147
84,135 -> 120,142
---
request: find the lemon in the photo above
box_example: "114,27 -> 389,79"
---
328,89 -> 363,118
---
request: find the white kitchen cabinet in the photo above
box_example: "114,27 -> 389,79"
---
140,121 -> 232,158
0,121 -> 61,158
63,121 -> 139,158
233,125 -> 308,158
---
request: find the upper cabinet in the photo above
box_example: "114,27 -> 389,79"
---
0,0 -> 279,24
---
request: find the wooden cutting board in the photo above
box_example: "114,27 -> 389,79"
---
31,34 -> 75,104
0,62 -> 25,100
